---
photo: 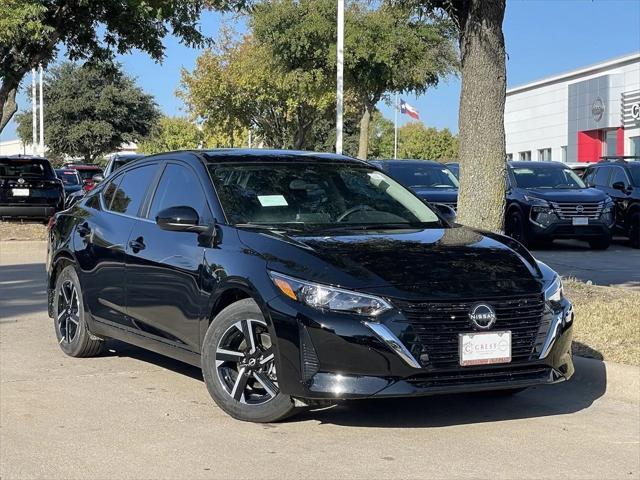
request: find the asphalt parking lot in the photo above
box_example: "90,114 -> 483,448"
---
1,241 -> 639,480
533,238 -> 640,290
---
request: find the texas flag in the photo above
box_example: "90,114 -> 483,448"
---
400,99 -> 419,120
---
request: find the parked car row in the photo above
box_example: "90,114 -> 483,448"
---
378,158 -> 638,250
0,154 -> 148,222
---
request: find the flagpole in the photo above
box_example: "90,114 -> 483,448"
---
393,93 -> 398,159
39,64 -> 44,156
31,69 -> 37,155
335,0 -> 344,155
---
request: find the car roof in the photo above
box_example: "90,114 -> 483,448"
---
67,164 -> 103,170
0,155 -> 49,162
508,161 -> 567,169
197,148 -> 368,165
373,159 -> 441,167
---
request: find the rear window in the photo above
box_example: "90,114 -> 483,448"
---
55,170 -> 80,185
0,159 -> 55,179
73,167 -> 103,181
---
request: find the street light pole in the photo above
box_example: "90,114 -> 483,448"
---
394,93 -> 398,159
335,0 -> 344,155
31,69 -> 37,155
39,64 -> 44,156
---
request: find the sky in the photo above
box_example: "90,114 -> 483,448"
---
3,0 -> 640,142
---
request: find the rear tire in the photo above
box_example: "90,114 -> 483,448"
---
629,212 -> 640,249
201,298 -> 297,423
53,265 -> 103,357
588,237 -> 611,250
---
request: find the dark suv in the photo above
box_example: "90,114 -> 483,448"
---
583,159 -> 640,248
47,149 -> 573,423
505,161 -> 614,249
370,159 -> 459,210
1,155 -> 64,222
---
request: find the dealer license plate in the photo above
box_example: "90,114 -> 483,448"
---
12,188 -> 29,196
459,331 -> 511,366
572,217 -> 588,226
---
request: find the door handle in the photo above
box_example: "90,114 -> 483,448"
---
128,237 -> 146,253
77,223 -> 91,238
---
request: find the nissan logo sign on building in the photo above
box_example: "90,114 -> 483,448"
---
592,97 -> 605,122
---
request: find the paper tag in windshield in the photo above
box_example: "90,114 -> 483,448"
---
258,195 -> 288,207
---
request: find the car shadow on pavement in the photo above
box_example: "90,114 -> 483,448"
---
100,337 -> 608,428
0,263 -> 48,321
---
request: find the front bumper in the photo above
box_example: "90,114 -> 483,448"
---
267,296 -> 574,401
529,219 -> 611,240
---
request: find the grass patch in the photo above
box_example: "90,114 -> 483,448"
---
564,278 -> 640,366
0,222 -> 47,241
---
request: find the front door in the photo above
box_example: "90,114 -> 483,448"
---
125,162 -> 212,352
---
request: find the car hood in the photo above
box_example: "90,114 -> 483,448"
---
411,188 -> 458,204
522,187 -> 608,203
238,226 -> 543,300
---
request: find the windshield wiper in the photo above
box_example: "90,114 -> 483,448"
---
235,223 -> 304,232
317,222 -> 433,232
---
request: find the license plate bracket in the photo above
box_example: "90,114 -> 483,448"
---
12,188 -> 30,197
459,331 -> 511,366
572,217 -> 588,226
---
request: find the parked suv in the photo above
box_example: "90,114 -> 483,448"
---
1,155 -> 64,222
55,168 -> 83,196
47,149 -> 573,423
505,161 -> 614,249
65,164 -> 104,193
583,158 -> 640,248
370,159 -> 459,211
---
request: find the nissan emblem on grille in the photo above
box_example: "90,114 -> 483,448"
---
468,303 -> 497,330
575,205 -> 584,214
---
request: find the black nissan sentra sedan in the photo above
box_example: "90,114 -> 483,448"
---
46,149 -> 574,422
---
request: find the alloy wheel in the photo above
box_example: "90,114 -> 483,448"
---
215,319 -> 279,405
57,280 -> 80,344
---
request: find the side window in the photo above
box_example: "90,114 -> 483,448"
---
102,175 -> 122,210
582,168 -> 595,186
609,168 -> 628,188
110,164 -> 157,216
148,163 -> 209,222
593,167 -> 611,187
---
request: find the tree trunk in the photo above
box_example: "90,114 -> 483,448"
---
0,83 -> 19,134
455,0 -> 507,233
357,104 -> 372,160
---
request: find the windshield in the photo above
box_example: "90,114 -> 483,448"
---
512,166 -> 586,189
0,159 -> 55,179
209,162 -> 442,230
385,163 -> 459,189
629,165 -> 640,186
55,170 -> 80,185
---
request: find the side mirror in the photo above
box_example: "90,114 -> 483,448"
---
156,206 -> 210,233
433,203 -> 457,223
92,174 -> 104,184
611,181 -> 627,192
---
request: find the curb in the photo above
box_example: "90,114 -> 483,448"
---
574,355 -> 640,404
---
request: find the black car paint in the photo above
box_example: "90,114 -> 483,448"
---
506,161 -> 613,243
583,160 -> 640,243
1,156 -> 64,221
48,150 -> 573,402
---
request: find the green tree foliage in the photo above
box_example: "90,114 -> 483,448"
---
0,0 -> 211,133
180,27 -> 334,149
397,123 -> 458,161
138,116 -> 204,154
15,62 -> 159,163
251,0 -> 458,159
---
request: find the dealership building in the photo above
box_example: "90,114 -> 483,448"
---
505,52 -> 640,164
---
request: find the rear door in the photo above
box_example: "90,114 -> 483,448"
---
608,166 -> 633,230
125,161 -> 212,351
76,164 -> 158,330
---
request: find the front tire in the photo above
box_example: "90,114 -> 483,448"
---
505,210 -> 532,248
201,298 -> 296,423
53,265 -> 103,357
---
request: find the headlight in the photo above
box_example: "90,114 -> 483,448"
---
544,275 -> 563,304
269,271 -> 393,316
524,194 -> 551,208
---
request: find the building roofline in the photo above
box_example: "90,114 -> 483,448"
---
507,52 -> 640,96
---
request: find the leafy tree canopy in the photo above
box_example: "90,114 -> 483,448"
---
0,0 -> 212,133
138,116 -> 203,154
16,62 -> 159,163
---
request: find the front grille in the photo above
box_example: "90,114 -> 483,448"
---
394,294 -> 546,369
550,201 -> 604,219
406,365 -> 551,388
